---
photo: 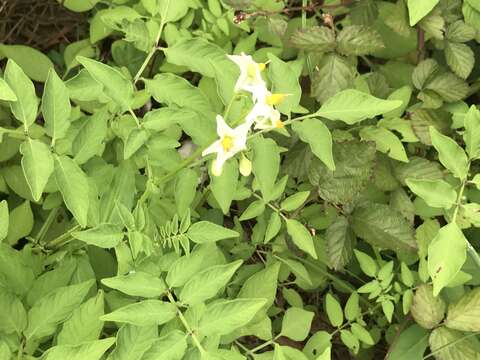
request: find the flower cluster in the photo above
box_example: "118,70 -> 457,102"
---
202,53 -> 287,176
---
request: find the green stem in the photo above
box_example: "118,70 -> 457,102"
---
35,208 -> 59,244
331,303 -> 382,337
133,18 -> 166,84
166,290 -> 206,354
252,193 -> 287,220
44,225 -> 81,250
128,108 -> 141,128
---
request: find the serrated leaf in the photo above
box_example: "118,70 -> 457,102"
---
326,216 -> 355,271
289,26 -> 336,52
429,327 -> 480,360
351,203 -> 417,254
445,288 -> 480,331
428,223 -> 467,296
292,119 -> 335,171
316,89 -> 402,124
425,72 -> 469,102
411,284 -> 446,329
445,42 -> 474,79
405,178 -> 457,209
337,25 -> 384,56
100,300 -> 176,326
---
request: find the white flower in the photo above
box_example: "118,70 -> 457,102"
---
245,92 -> 287,130
227,53 -> 267,99
202,115 -> 250,176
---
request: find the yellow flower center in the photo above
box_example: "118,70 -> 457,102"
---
275,120 -> 284,129
266,93 -> 287,105
247,64 -> 258,79
258,63 -> 266,71
221,136 -> 234,151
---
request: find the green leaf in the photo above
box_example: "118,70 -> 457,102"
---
387,325 -> 429,360
286,219 -> 317,259
292,119 -> 335,171
141,330 -> 187,360
337,25 -> 384,56
267,54 -> 302,115
238,262 -> 281,311
199,298 -> 267,336
410,284 -> 446,329
289,26 -> 336,52
312,53 -> 356,104
57,290 -> 104,346
0,290 -> 27,334
54,155 -> 90,227
187,221 -> 239,244
326,216 -> 355,271
429,127 -> 469,180
351,323 -> 374,345
174,168 -> 198,217
351,203 -> 417,254
239,200 -> 265,221
0,78 -> 17,101
72,224 -> 123,248
42,69 -> 71,142
445,42 -> 474,79
428,223 -> 467,296
108,324 -> 157,360
464,105 -> 480,159
41,338 -> 115,360
407,0 -> 440,26
316,89 -> 402,124
276,256 -> 313,286
4,59 -> 38,128
20,138 -> 54,201
72,109 -> 109,165
281,191 -> 310,212
445,288 -> 480,331
0,244 -> 35,296
142,0 -> 190,22
360,126 -> 408,162
344,292 -> 360,321
61,0 -> 102,12
0,201 -> 8,241
0,44 -> 54,82
425,72 -> 469,103
281,307 -> 314,341
210,159 -> 238,214
24,279 -> 95,341
5,200 -> 33,246
101,272 -> 166,298
100,300 -> 176,326
76,56 -> 133,110
124,128 -> 149,159
252,138 -> 280,202
446,20 -> 477,42
353,249 -> 378,277
405,178 -> 457,209
265,212 -> 282,243
179,260 -> 242,305
325,293 -> 343,327
429,327 -> 480,360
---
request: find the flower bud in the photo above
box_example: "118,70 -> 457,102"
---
239,156 -> 252,176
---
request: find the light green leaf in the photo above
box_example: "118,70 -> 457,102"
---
60,0 -> 102,12
0,78 -> 17,101
108,324 -> 157,360
0,201 -> 8,241
445,288 -> 480,331
20,138 -> 54,201
0,291 -> 27,334
72,109 -> 109,165
57,290 -> 104,346
100,300 -> 176,326
5,200 -> 33,246
124,128 -> 149,160
429,127 -> 469,180
337,25 -> 384,56
325,293 -> 343,327
174,168 -> 198,217
360,126 -> 408,162
265,212 -> 282,243
101,272 -> 166,298
187,221 -> 239,244
238,262 -> 280,311
286,219 -> 317,259
0,244 -> 35,296
445,42 -> 474,80
429,327 -> 480,360
281,307 -> 314,341
281,191 -> 310,212
410,284 -> 446,329
0,44 -> 54,82
54,155 -> 90,227
4,59 -> 38,128
344,292 -> 360,322
292,119 -> 335,170
42,69 -> 71,142
210,159 -> 238,214
428,223 -> 467,296
252,137 -> 280,202
24,279 -> 95,341
316,89 -> 402,124
199,298 -> 267,336
239,200 -> 265,221
41,338 -> 115,360
464,105 -> 480,159
179,260 -> 242,305
407,0 -> 440,26
141,330 -> 187,360
289,26 -> 336,52
73,224 -> 123,248
354,249 -> 377,277
388,325 -> 429,360
77,56 -> 133,110
405,178 -> 457,209
276,256 -> 313,286
425,72 -> 469,103
142,0 -> 190,22
351,323 -> 374,345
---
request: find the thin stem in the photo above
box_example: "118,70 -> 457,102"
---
128,108 -> 141,128
331,303 -> 382,337
134,18 -> 166,84
35,208 -> 59,244
44,224 -> 81,250
252,193 -> 288,220
165,290 -> 206,355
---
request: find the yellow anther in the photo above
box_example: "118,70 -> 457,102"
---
221,136 -> 234,151
266,93 -> 288,106
258,63 -> 266,71
275,120 -> 285,129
